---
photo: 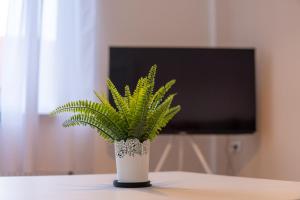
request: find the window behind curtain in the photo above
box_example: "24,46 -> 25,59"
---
0,0 -> 58,113
1,0 -> 95,114
0,0 -> 10,84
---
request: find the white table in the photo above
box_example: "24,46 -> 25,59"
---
0,171 -> 300,200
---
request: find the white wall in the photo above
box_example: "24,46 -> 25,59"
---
216,0 -> 300,181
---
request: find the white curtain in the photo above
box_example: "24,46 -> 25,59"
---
0,0 -> 98,175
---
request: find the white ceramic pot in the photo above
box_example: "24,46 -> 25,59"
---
114,139 -> 150,183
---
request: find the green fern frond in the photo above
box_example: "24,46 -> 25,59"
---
128,77 -> 147,121
94,90 -> 110,106
128,66 -> 157,138
124,85 -> 131,105
94,91 -> 118,113
129,85 -> 151,138
165,105 -> 181,119
145,94 -> 176,140
159,105 -> 181,130
124,85 -> 131,97
51,64 -> 180,142
147,64 -> 157,95
107,79 -> 130,126
63,114 -> 115,142
93,91 -> 128,131
150,79 -> 176,110
51,100 -> 127,137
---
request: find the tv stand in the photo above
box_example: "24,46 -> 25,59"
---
154,132 -> 213,174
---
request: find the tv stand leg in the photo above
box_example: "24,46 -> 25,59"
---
154,135 -> 173,172
178,134 -> 184,171
187,136 -> 213,174
154,133 -> 213,174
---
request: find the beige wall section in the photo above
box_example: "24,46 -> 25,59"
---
216,0 -> 300,181
99,0 -> 210,47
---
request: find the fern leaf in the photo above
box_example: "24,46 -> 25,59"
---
161,105 -> 181,127
51,100 -> 127,137
107,79 -> 130,126
150,79 -> 176,110
94,91 -> 113,107
144,94 -> 175,140
129,85 -> 151,139
128,77 -> 147,120
63,114 -> 115,142
94,92 -> 128,134
124,85 -> 131,97
128,66 -> 157,139
147,65 -> 157,95
124,85 -> 131,105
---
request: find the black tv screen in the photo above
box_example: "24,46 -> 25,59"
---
109,47 -> 256,134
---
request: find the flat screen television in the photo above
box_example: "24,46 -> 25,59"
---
109,47 -> 256,134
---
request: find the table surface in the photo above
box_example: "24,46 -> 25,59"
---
0,171 -> 300,200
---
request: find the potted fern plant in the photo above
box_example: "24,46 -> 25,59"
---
51,65 -> 180,188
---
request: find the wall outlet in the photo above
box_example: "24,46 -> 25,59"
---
229,140 -> 242,153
